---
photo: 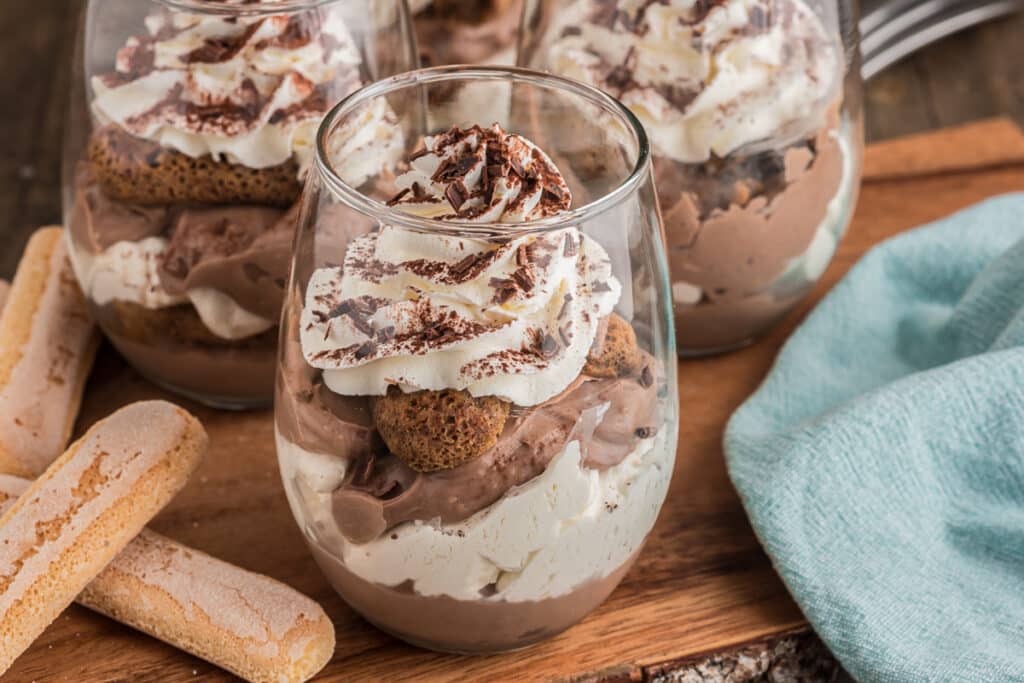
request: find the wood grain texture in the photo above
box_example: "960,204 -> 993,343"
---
2,120 -> 1022,682
863,12 -> 1024,140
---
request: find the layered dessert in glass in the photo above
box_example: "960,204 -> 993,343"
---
276,67 -> 678,652
411,0 -> 522,66
519,0 -> 863,353
62,0 -> 416,407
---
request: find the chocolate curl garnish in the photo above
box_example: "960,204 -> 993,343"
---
489,277 -> 518,305
445,181 -> 469,211
563,233 -> 578,257
557,293 -> 574,321
355,341 -> 377,360
387,188 -> 410,206
512,267 -> 535,293
558,323 -> 573,347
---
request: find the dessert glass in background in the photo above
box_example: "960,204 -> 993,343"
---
519,0 -> 864,354
276,66 -> 678,653
61,0 -> 418,408
411,0 -> 523,66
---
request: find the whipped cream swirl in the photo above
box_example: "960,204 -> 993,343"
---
544,0 -> 839,163
300,125 -> 621,406
91,2 -> 364,169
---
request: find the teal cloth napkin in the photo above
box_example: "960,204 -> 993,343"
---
724,194 -> 1024,682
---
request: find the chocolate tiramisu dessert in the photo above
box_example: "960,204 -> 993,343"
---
277,123 -> 673,652
523,0 -> 860,353
65,1 -> 402,406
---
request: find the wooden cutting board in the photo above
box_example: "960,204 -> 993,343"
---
7,119 -> 1024,683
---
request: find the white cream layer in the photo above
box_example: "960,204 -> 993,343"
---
65,233 -> 274,341
277,425 -> 671,602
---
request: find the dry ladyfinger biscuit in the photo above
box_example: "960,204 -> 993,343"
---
0,476 -> 334,683
0,228 -> 99,477
373,387 -> 511,472
0,400 -> 207,675
88,125 -> 301,207
584,313 -> 642,379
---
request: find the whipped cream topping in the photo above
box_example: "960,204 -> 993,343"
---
544,0 -> 839,163
323,96 -> 406,189
302,125 -> 619,407
301,226 -> 620,406
91,3 -> 364,169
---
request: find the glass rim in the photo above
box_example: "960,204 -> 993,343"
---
314,65 -> 653,237
155,0 -> 343,16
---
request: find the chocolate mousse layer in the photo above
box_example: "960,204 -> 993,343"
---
70,167 -> 296,321
661,113 -> 845,351
308,542 -> 642,653
277,322 -> 662,544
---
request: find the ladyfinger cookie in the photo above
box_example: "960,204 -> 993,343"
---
0,475 -> 334,683
88,126 -> 301,207
0,400 -> 206,675
0,279 -> 10,312
0,227 -> 98,477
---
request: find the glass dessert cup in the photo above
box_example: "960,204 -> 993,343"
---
61,0 -> 418,409
276,65 -> 679,653
518,0 -> 865,355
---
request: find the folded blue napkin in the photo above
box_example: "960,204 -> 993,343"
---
724,194 -> 1024,682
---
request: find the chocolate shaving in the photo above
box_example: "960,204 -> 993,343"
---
538,333 -> 560,360
512,267 -> 535,293
639,365 -> 654,388
516,242 -> 531,267
387,188 -> 410,206
635,426 -> 658,439
558,324 -> 573,347
489,276 -> 518,304
445,181 -> 468,211
355,341 -> 377,360
563,233 -> 578,257
558,293 -> 574,320
592,281 -> 612,293
185,21 -> 263,64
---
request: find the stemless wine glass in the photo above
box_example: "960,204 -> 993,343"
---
61,0 -> 418,408
519,0 -> 864,355
276,65 -> 679,653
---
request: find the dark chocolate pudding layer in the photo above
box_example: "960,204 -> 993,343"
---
309,543 -> 643,653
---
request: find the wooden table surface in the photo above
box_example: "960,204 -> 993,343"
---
1,2 -> 1023,681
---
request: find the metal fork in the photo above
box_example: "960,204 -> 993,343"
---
860,0 -> 1022,79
